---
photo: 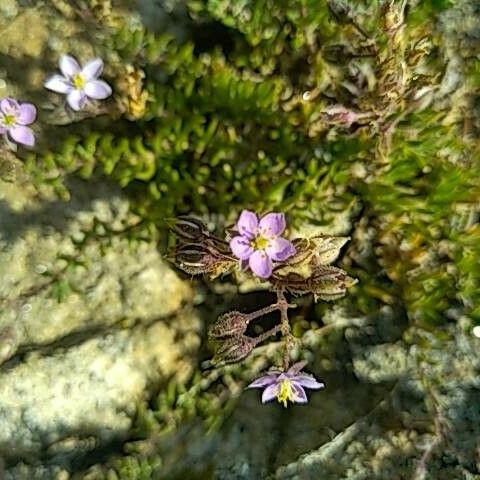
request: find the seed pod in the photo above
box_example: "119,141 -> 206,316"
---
327,0 -> 351,24
311,265 -> 357,301
172,243 -> 212,275
212,336 -> 256,365
323,44 -> 354,64
170,241 -> 236,278
169,216 -> 209,241
208,311 -> 250,339
272,265 -> 356,301
175,243 -> 209,263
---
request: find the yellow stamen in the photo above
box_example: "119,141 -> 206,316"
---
72,73 -> 86,90
251,236 -> 269,251
1,114 -> 16,127
277,379 -> 294,408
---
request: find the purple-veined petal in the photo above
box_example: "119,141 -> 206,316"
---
0,126 -> 6,134
16,103 -> 36,125
0,98 -> 19,115
261,383 -> 280,403
67,90 -> 87,111
230,236 -> 254,260
292,375 -> 324,390
44,75 -> 73,94
259,212 -> 286,238
249,250 -> 273,278
236,210 -> 258,239
84,80 -> 112,100
266,237 -> 296,261
247,374 -> 279,389
286,361 -> 308,375
290,383 -> 308,403
59,55 -> 81,78
81,58 -> 104,81
239,259 -> 250,271
9,126 -> 35,146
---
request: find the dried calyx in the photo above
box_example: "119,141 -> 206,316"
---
167,216 -> 235,278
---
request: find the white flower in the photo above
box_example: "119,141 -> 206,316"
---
44,54 -> 112,111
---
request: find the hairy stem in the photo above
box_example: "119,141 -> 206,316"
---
276,289 -> 294,370
253,324 -> 283,345
245,303 -> 282,322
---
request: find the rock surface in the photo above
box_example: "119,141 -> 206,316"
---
0,177 -> 200,477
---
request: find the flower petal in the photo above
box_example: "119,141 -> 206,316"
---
259,212 -> 286,238
60,55 -> 81,78
292,375 -> 324,390
16,103 -> 37,125
230,236 -> 254,260
286,361 -> 308,375
0,126 -> 6,134
249,250 -> 273,278
81,58 -> 104,81
67,90 -> 87,111
261,383 -> 280,403
266,237 -> 296,261
0,98 -> 19,114
290,383 -> 308,403
9,126 -> 35,146
44,75 -> 73,94
240,259 -> 250,271
84,80 -> 112,100
247,374 -> 279,389
236,210 -> 258,239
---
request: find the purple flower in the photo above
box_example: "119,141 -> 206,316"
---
0,98 -> 36,147
229,210 -> 296,279
44,54 -> 112,111
247,362 -> 324,407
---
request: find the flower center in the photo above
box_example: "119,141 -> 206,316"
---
251,235 -> 269,251
72,73 -> 86,90
277,379 -> 294,407
1,113 -> 16,127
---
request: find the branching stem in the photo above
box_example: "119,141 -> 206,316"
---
253,324 -> 283,345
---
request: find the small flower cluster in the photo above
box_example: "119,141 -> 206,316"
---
1,54 -> 112,149
169,209 -> 356,406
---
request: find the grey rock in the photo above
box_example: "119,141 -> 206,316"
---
0,177 -> 200,472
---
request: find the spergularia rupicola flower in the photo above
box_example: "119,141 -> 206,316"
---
229,210 -> 296,278
44,55 -> 112,111
0,98 -> 36,147
247,362 -> 324,407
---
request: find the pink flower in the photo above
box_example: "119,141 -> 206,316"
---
247,362 -> 324,407
0,98 -> 36,147
44,54 -> 112,111
229,210 -> 296,279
